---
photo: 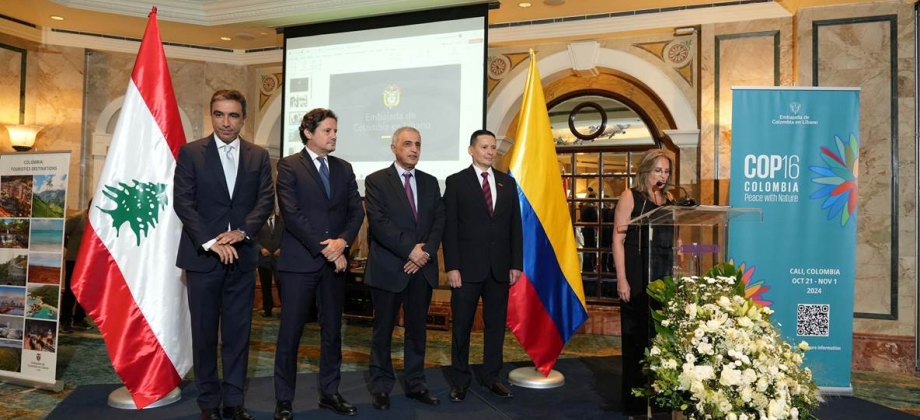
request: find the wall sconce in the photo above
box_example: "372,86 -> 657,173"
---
5,124 -> 42,152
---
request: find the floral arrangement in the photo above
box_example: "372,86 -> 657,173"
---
634,264 -> 819,420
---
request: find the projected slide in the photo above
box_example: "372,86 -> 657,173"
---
330,65 -> 461,162
283,8 -> 487,193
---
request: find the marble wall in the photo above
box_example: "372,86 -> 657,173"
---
0,32 -> 84,214
797,1 -> 916,343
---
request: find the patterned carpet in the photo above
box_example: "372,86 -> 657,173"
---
0,311 -> 917,419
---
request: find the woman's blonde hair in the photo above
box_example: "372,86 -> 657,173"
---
633,149 -> 673,195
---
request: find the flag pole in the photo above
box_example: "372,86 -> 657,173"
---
108,386 -> 181,409
72,6 -> 191,410
508,366 -> 565,388
505,49 -> 589,390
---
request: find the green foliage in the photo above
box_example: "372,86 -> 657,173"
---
29,285 -> 59,308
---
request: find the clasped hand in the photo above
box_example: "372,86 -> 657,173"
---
404,243 -> 428,274
320,238 -> 348,273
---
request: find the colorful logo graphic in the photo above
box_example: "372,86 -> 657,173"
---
729,259 -> 773,307
808,133 -> 859,227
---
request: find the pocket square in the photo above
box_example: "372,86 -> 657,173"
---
498,183 -> 504,187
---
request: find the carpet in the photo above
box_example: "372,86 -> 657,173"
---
47,356 -> 916,419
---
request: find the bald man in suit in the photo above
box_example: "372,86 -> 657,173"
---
364,127 -> 445,410
443,129 -> 523,402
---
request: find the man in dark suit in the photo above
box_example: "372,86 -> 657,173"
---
257,211 -> 283,317
273,108 -> 364,419
443,129 -> 523,402
364,127 -> 445,410
173,90 -> 274,420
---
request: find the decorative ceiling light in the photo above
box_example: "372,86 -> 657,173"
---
220,37 -> 232,41
50,15 -> 64,21
519,2 -> 532,7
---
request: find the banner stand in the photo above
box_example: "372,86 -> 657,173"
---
108,386 -> 181,409
0,375 -> 63,392
508,366 -> 564,389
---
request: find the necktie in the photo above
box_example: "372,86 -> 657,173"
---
268,215 -> 274,231
221,144 -> 236,195
403,172 -> 417,221
481,171 -> 493,217
317,157 -> 331,199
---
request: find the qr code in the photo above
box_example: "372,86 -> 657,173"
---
797,304 -> 830,337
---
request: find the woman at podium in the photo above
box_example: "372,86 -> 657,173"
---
612,149 -> 674,417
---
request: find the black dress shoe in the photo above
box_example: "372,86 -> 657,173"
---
372,392 -> 390,410
318,393 -> 357,416
448,386 -> 467,402
222,406 -> 254,420
486,382 -> 513,398
274,400 -> 293,420
201,408 -> 221,420
406,389 -> 440,405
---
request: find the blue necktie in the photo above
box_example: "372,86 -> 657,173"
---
317,157 -> 331,199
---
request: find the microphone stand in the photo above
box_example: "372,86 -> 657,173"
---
657,181 -> 697,207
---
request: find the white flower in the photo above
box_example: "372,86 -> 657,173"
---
719,366 -> 742,387
768,398 -> 788,418
798,341 -> 811,351
650,346 -> 661,356
661,319 -> 671,327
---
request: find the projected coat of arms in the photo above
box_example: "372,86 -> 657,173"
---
383,84 -> 401,108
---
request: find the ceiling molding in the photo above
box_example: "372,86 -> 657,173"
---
32,2 -> 790,67
42,28 -> 281,65
489,2 -> 791,44
50,0 -> 487,26
0,18 -> 42,44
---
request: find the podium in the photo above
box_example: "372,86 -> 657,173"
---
622,205 -> 761,419
626,205 -> 763,280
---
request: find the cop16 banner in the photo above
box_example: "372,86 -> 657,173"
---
729,87 -> 859,393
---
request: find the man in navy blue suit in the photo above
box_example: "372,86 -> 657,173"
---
174,89 -> 274,420
364,127 -> 445,410
273,108 -> 364,419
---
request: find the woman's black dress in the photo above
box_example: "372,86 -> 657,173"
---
620,188 -> 673,415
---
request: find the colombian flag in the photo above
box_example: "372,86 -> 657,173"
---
507,50 -> 589,375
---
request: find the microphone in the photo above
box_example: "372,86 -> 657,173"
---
656,181 -> 697,206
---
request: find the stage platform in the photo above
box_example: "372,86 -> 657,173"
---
47,356 -> 916,419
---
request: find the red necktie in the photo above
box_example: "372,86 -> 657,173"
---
403,172 -> 417,221
481,172 -> 493,217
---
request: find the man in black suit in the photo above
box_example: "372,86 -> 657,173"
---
257,211 -> 283,317
443,129 -> 523,402
273,108 -> 364,419
173,90 -> 274,420
364,127 -> 445,410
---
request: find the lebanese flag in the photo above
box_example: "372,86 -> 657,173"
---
71,8 -> 191,409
